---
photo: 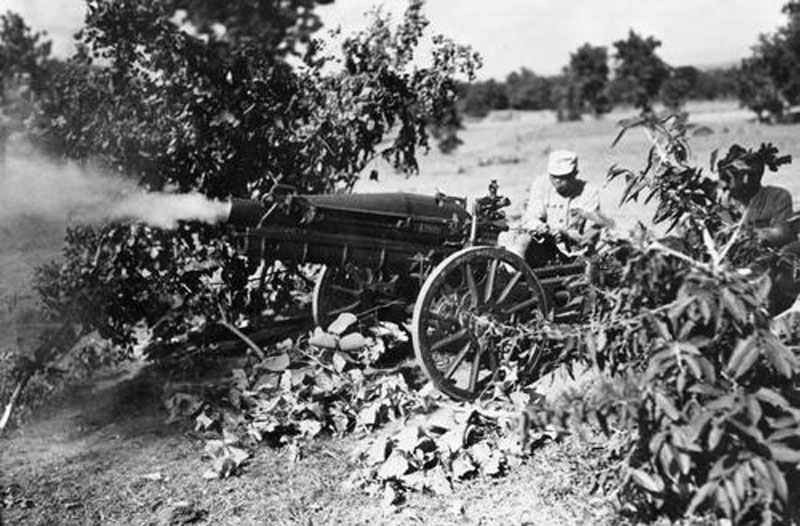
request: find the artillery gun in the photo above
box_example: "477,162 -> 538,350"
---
222,182 -> 585,400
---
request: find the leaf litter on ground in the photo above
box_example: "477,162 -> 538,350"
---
166,318 -> 559,500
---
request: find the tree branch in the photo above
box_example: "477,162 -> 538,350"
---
218,320 -> 266,360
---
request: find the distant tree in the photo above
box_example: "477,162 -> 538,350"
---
458,78 -> 509,118
552,77 -> 581,122
505,67 -> 553,110
566,43 -> 611,115
659,65 -> 698,110
604,76 -> 634,106
738,1 -> 800,121
737,58 -> 786,122
0,11 -> 52,167
611,29 -> 670,112
692,66 -> 739,100
0,11 -> 52,100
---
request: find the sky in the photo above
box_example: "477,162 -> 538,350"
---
1,0 -> 788,79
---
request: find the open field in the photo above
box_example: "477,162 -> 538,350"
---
3,100 -> 800,525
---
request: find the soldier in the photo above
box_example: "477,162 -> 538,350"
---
717,144 -> 794,244
502,149 -> 612,264
716,143 -> 799,312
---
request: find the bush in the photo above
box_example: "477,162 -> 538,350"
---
22,0 -> 477,355
738,1 -> 800,121
521,114 -> 800,523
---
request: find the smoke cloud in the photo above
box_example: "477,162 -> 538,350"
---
0,151 -> 231,230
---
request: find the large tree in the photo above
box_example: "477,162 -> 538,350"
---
566,43 -> 611,116
738,1 -> 800,121
659,65 -> 698,111
610,29 -> 670,112
160,0 -> 333,57
504,67 -> 553,110
25,0 -> 480,357
0,11 -> 52,169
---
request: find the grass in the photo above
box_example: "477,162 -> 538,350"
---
4,100 -> 800,525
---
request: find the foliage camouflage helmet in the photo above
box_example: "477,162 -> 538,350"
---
716,142 -> 792,180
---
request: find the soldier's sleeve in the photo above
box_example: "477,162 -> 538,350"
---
520,177 -> 548,230
585,183 -> 601,213
572,182 -> 600,217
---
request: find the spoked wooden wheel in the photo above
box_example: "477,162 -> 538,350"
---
312,265 -> 399,329
412,246 -> 548,401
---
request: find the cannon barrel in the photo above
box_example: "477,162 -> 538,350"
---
225,198 -> 268,227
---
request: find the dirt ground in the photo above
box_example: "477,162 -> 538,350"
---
1,362 -> 618,525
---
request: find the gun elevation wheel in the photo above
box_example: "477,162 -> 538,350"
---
411,246 -> 548,401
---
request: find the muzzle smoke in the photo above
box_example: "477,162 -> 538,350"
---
0,152 -> 231,229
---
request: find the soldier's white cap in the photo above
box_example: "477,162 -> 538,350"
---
547,150 -> 578,177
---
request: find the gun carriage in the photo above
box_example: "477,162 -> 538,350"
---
227,183 -> 585,401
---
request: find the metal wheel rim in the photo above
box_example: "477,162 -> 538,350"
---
411,246 -> 548,401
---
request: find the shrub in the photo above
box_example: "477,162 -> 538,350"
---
524,114 -> 800,523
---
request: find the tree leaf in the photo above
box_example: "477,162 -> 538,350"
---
686,481 -> 716,516
339,332 -> 368,351
332,351 -> 348,373
762,335 -> 796,378
708,423 -> 724,451
364,437 -> 389,466
327,312 -> 358,335
724,478 -> 741,514
308,329 -> 338,349
733,467 -> 747,502
677,450 -> 691,475
655,392 -> 681,421
684,355 -> 703,379
766,460 -> 788,502
377,452 -> 409,481
768,444 -> 800,464
721,288 -> 747,325
452,454 -> 477,479
260,353 -> 290,372
731,419 -> 766,445
767,427 -> 800,442
726,336 -> 757,378
658,443 -> 677,480
709,148 -> 719,172
630,468 -> 665,494
715,485 -> 733,517
755,388 -> 791,410
746,396 -> 762,426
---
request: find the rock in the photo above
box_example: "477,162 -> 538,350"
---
156,500 -> 207,525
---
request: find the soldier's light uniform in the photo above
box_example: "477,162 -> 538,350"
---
502,150 -> 602,258
521,170 -> 600,232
